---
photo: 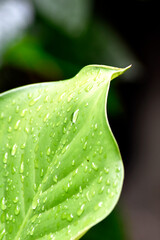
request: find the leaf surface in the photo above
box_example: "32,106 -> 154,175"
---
0,65 -> 129,240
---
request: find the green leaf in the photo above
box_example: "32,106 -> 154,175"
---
0,65 -> 130,240
2,36 -> 79,82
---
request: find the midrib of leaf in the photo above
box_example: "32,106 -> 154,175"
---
14,81 -> 108,240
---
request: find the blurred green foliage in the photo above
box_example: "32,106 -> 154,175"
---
0,1 -> 137,239
0,0 -> 138,84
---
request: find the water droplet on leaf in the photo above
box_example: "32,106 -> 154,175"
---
72,109 -> 79,124
77,204 -> 85,216
3,152 -> 8,164
91,162 -> 98,171
1,197 -> 7,210
11,144 -> 17,156
14,205 -> 20,215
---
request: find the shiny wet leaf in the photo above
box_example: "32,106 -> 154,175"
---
0,65 -> 130,239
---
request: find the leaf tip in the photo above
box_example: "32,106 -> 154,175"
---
110,64 -> 132,81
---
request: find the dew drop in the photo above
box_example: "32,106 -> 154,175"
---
99,146 -> 103,154
83,141 -> 87,150
91,162 -> 98,171
63,126 -> 66,134
97,176 -> 103,184
61,212 -> 67,220
30,118 -> 34,125
56,121 -> 60,127
31,215 -> 38,224
29,226 -> 35,236
34,158 -> 39,169
28,93 -> 33,99
79,186 -> 83,193
11,144 -> 17,156
94,123 -> 98,130
53,175 -> 58,183
67,213 -> 74,222
98,186 -> 105,194
44,113 -> 50,122
29,95 -> 41,106
20,159 -> 24,174
113,180 -> 118,188
93,151 -> 97,157
32,199 -> 38,210
13,197 -> 19,204
48,234 -> 55,240
12,99 -> 16,105
77,204 -> 85,216
40,168 -> 44,177
94,201 -> 103,211
85,83 -> 93,92
99,131 -> 103,135
11,166 -> 16,175
72,168 -> 78,176
14,205 -> 20,215
20,143 -> 26,149
58,92 -> 66,102
8,126 -> 12,133
46,147 -> 51,156
107,188 -> 111,194
0,112 -> 4,119
72,109 -> 79,124
3,152 -> 8,164
8,116 -> 12,122
61,145 -> 69,154
116,166 -> 121,173
86,191 -> 91,201
6,213 -> 9,221
64,117 -> 68,123
20,175 -> 25,183
106,179 -> 110,186
20,109 -> 28,117
104,167 -> 109,174
43,197 -> 47,204
68,93 -> 74,102
109,192 -> 115,198
84,165 -> 88,173
37,105 -> 42,112
24,127 -> 29,134
72,160 -> 75,166
1,197 -> 7,210
15,105 -> 20,113
67,106 -> 71,112
0,229 -> 5,238
44,95 -> 49,103
34,144 -> 39,153
64,183 -> 70,193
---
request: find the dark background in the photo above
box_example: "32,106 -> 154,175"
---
99,1 -> 160,239
97,1 -> 160,239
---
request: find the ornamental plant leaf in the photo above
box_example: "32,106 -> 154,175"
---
0,65 -> 130,240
